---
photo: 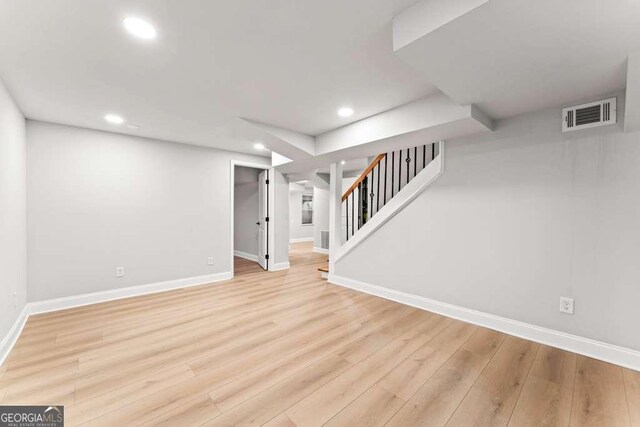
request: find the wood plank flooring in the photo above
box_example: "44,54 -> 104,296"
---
0,241 -> 638,426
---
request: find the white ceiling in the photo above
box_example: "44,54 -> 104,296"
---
0,0 -> 436,156
317,158 -> 370,175
395,0 -> 640,119
3,0 -> 636,163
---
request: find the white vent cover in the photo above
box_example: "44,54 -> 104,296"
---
562,98 -> 616,132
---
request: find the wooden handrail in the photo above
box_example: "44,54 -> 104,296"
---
342,153 -> 386,201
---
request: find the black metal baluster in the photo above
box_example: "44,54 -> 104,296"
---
364,176 -> 369,225
376,163 -> 380,215
358,182 -> 362,228
414,147 -> 417,178
369,171 -> 374,220
398,150 -> 402,193
423,144 -> 426,169
391,151 -> 395,198
432,142 -> 435,160
406,149 -> 410,185
384,154 -> 388,206
345,198 -> 349,241
351,192 -> 355,237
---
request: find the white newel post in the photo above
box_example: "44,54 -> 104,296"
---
328,161 -> 343,272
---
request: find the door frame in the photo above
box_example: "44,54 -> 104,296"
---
230,160 -> 272,278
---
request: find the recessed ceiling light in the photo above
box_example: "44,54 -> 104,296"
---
254,142 -> 265,150
104,114 -> 124,125
122,17 -> 157,40
338,107 -> 354,117
341,160 -> 346,165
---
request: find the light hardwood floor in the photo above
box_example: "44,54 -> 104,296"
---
1,241 -> 638,426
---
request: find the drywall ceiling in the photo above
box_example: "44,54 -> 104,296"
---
395,0 -> 640,119
317,158 -> 370,175
0,0 -> 436,156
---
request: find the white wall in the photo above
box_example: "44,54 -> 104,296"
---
313,187 -> 330,250
0,79 -> 27,339
289,190 -> 314,241
335,93 -> 640,352
234,166 -> 260,258
272,169 -> 290,265
27,121 -> 269,301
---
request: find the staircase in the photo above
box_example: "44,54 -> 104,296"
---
319,141 -> 443,279
342,141 -> 441,243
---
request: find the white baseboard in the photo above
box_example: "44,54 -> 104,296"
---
269,261 -> 290,271
313,247 -> 329,254
328,274 -> 640,372
233,250 -> 259,262
0,271 -> 232,367
290,237 -> 314,243
0,305 -> 30,367
29,272 -> 233,315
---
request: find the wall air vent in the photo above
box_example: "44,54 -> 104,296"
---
562,98 -> 616,132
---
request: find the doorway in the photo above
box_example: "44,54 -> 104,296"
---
231,162 -> 271,275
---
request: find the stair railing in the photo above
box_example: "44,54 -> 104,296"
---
342,142 -> 439,241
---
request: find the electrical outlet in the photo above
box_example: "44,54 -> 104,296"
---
560,297 -> 574,315
116,266 -> 125,278
207,257 -> 214,266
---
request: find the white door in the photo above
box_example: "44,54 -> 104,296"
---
257,170 -> 269,270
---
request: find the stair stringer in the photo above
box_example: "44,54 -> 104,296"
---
333,140 -> 445,264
